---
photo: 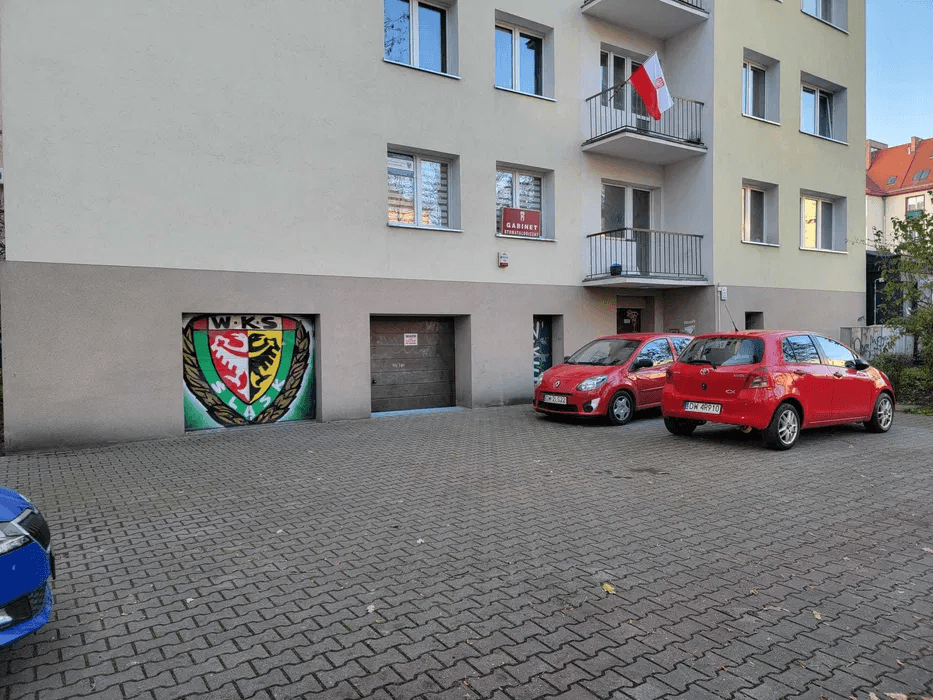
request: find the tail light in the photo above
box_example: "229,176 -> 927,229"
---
744,371 -> 772,389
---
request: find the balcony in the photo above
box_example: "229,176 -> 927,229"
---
584,228 -> 706,286
581,0 -> 708,39
583,83 -> 706,165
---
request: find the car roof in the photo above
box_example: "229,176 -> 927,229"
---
595,332 -> 691,342
690,330 -> 820,339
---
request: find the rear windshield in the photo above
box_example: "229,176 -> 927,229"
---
566,339 -> 640,366
679,337 -> 764,368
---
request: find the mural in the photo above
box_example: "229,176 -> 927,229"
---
183,314 -> 315,430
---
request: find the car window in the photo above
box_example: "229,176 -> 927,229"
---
679,337 -> 764,367
783,335 -> 821,364
637,338 -> 674,367
567,338 -> 640,366
671,337 -> 691,355
813,335 -> 856,368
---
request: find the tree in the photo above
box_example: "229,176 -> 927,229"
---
873,192 -> 933,368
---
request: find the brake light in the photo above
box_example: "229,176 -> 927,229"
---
744,371 -> 772,389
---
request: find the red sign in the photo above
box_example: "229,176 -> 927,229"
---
501,208 -> 541,238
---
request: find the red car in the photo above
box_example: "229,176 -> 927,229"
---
534,333 -> 693,425
661,330 -> 895,450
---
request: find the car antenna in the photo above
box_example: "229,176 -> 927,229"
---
722,299 -> 739,332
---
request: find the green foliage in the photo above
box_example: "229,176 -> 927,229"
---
872,352 -> 915,395
898,366 -> 933,405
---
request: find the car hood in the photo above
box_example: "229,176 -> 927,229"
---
0,485 -> 33,521
540,364 -> 624,388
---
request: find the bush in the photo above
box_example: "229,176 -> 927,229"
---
872,353 -> 915,393
898,366 -> 933,405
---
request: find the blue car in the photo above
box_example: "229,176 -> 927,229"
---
0,485 -> 54,647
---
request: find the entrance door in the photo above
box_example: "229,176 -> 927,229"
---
371,317 -> 455,412
533,316 -> 553,382
633,189 -> 651,275
617,308 -> 641,333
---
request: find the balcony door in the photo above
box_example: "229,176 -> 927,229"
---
600,51 -> 649,132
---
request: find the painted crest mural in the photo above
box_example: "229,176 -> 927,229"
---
183,314 -> 315,430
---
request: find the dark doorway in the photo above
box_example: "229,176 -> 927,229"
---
617,308 -> 642,333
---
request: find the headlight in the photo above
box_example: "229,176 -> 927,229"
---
534,373 -> 544,387
577,375 -> 608,392
0,516 -> 30,556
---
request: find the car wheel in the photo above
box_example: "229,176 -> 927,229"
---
864,392 -> 894,433
763,403 -> 800,450
664,416 -> 697,437
607,391 -> 634,426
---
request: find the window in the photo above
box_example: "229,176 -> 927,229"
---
601,183 -> 651,233
813,335 -> 856,368
600,51 -> 649,122
384,0 -> 455,74
887,176 -> 898,185
906,194 -> 925,219
742,186 -> 765,243
637,339 -> 674,367
671,337 -> 691,355
912,169 -> 930,182
497,167 -> 543,236
743,62 -> 766,119
783,335 -> 821,364
388,150 -> 454,228
801,0 -> 847,29
801,193 -> 846,252
496,25 -> 541,95
742,179 -> 778,245
801,74 -> 847,141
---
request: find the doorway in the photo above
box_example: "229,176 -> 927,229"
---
617,308 -> 642,333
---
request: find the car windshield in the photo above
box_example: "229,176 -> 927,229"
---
566,339 -> 640,366
679,337 -> 764,368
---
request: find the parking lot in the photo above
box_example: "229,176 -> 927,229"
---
1,405 -> 932,700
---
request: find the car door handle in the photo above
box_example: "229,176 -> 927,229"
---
833,372 -> 844,378
793,370 -> 806,375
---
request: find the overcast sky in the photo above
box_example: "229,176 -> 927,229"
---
866,0 -> 933,147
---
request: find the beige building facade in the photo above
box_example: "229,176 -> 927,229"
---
0,0 -> 866,450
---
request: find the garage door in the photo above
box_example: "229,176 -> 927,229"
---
370,317 -> 455,413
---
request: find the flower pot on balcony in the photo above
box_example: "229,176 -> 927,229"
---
610,263 -> 623,276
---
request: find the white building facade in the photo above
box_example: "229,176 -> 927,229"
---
0,0 -> 866,450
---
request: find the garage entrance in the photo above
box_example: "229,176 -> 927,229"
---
370,317 -> 456,413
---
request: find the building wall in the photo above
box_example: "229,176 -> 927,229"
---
712,1 -> 867,311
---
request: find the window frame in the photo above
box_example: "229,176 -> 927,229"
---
384,0 -> 456,76
742,185 -> 766,244
387,149 -> 457,231
801,84 -> 834,139
496,166 -> 549,239
495,21 -> 544,96
800,194 -> 844,252
742,61 -> 767,119
906,194 -> 925,219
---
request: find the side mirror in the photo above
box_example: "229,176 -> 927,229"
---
852,358 -> 871,371
631,358 -> 653,370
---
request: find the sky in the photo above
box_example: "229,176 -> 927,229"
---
866,0 -> 933,147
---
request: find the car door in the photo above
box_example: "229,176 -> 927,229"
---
813,335 -> 876,421
631,338 -> 674,407
782,335 -> 836,424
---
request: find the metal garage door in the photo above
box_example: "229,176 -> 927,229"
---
370,317 -> 455,413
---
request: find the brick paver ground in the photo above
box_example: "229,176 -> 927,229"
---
1,406 -> 931,699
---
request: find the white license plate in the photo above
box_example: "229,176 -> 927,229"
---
685,401 -> 721,415
543,394 -> 568,405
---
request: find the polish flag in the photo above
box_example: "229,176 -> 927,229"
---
630,53 -> 673,120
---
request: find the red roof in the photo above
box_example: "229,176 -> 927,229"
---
866,137 -> 933,196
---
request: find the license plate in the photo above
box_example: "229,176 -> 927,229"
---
685,401 -> 721,415
543,394 -> 567,405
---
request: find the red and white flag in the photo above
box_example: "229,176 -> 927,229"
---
630,53 -> 673,120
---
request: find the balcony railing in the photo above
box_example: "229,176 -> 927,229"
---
585,82 -> 704,148
585,228 -> 704,281
583,0 -> 707,10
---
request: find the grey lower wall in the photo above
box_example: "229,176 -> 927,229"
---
0,262 -> 622,451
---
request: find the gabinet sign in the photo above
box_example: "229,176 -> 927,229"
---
501,207 -> 541,238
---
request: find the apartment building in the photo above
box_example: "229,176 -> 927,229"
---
0,0 -> 866,450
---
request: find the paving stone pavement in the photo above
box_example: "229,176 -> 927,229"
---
1,405 -> 932,700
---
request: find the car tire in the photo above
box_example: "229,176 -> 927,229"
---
864,392 -> 894,433
664,416 -> 697,437
607,391 -> 634,426
762,402 -> 800,450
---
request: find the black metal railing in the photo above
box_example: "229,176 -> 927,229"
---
585,228 -> 704,281
583,0 -> 707,11
585,83 -> 704,147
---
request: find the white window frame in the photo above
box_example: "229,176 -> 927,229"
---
801,84 -> 833,139
496,166 -> 548,239
906,194 -> 925,218
742,61 -> 767,119
742,185 -> 766,244
801,0 -> 847,30
800,194 -> 844,252
384,0 -> 457,76
387,149 -> 457,231
495,21 -> 544,96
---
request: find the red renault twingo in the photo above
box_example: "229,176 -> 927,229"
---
535,333 -> 693,425
661,331 -> 895,450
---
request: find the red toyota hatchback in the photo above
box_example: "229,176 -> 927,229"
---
534,333 -> 693,425
661,330 -> 895,450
